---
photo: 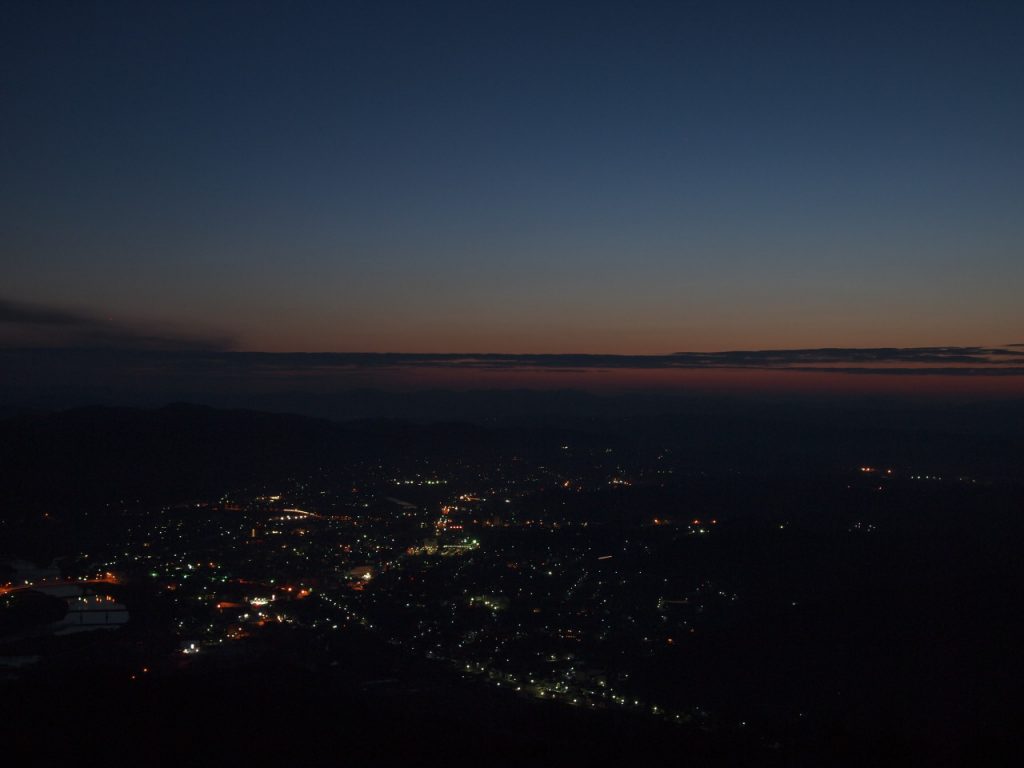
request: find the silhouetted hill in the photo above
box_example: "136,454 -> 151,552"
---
3,398 -> 1022,523
0,404 -> 602,518
0,404 -> 350,510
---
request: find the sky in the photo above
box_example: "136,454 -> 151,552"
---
2,1 -> 1023,366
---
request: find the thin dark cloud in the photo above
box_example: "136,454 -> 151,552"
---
786,366 -> 1024,376
23,347 -> 1009,380
0,298 -> 97,326
1,313 -> 1022,415
0,298 -> 233,351
213,347 -> 1024,373
1,345 -> 1022,414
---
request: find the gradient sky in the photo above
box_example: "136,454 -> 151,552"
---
3,0 -> 1023,354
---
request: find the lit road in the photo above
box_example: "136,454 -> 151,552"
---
0,575 -> 120,597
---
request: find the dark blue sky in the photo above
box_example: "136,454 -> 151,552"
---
3,1 -> 1023,353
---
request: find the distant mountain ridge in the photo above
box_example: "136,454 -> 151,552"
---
2,398 -> 1022,519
